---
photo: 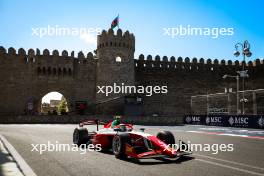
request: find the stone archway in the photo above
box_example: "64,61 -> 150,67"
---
34,89 -> 73,115
38,91 -> 69,115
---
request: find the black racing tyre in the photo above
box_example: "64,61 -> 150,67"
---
112,133 -> 131,159
73,128 -> 89,146
156,131 -> 175,145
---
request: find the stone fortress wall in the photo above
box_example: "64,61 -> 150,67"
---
0,28 -> 264,116
0,46 -> 97,115
134,54 -> 264,116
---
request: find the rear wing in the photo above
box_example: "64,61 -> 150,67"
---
79,119 -> 107,131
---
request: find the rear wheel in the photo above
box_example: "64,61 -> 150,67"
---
156,131 -> 175,145
73,128 -> 89,146
112,133 -> 131,159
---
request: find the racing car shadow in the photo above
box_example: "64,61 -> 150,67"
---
98,150 -> 194,165
129,156 -> 195,165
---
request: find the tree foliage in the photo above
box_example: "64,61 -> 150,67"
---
57,96 -> 68,115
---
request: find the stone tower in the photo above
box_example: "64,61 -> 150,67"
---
96,28 -> 135,106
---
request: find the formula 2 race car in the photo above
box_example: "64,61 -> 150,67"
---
73,119 -> 191,161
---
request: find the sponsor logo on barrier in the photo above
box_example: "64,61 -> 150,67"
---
205,117 -> 210,124
185,116 -> 201,124
258,117 -> 264,127
192,116 -> 201,122
206,116 -> 222,125
185,115 -> 264,129
229,116 -> 248,127
228,117 -> 234,126
185,116 -> 192,123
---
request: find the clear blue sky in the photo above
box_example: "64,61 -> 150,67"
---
0,0 -> 263,61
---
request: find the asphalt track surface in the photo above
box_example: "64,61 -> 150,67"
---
0,124 -> 263,176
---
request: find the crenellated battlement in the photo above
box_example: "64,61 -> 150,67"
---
1,46 -> 263,70
135,54 -> 264,72
97,28 -> 135,51
0,46 -> 97,80
0,46 -> 95,60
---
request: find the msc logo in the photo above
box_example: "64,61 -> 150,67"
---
258,117 -> 264,127
228,116 -> 248,126
185,116 -> 200,123
206,116 -> 222,124
228,117 -> 234,125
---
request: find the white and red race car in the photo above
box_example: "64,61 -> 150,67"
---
73,119 -> 191,160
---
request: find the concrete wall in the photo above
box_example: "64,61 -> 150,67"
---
0,115 -> 184,125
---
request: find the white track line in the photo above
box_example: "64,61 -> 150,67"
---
218,133 -> 249,137
187,130 -> 204,133
0,135 -> 37,176
194,154 -> 264,171
196,158 -> 264,176
187,130 -> 264,140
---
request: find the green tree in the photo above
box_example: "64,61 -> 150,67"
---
57,96 -> 68,115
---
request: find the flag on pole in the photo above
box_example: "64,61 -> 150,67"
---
111,15 -> 119,29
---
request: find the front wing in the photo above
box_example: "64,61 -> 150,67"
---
124,143 -> 192,159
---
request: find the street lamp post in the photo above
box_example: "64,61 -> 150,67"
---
233,40 -> 252,115
223,74 -> 239,114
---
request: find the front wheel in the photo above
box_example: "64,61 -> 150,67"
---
112,133 -> 131,159
156,131 -> 175,145
73,128 -> 89,146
